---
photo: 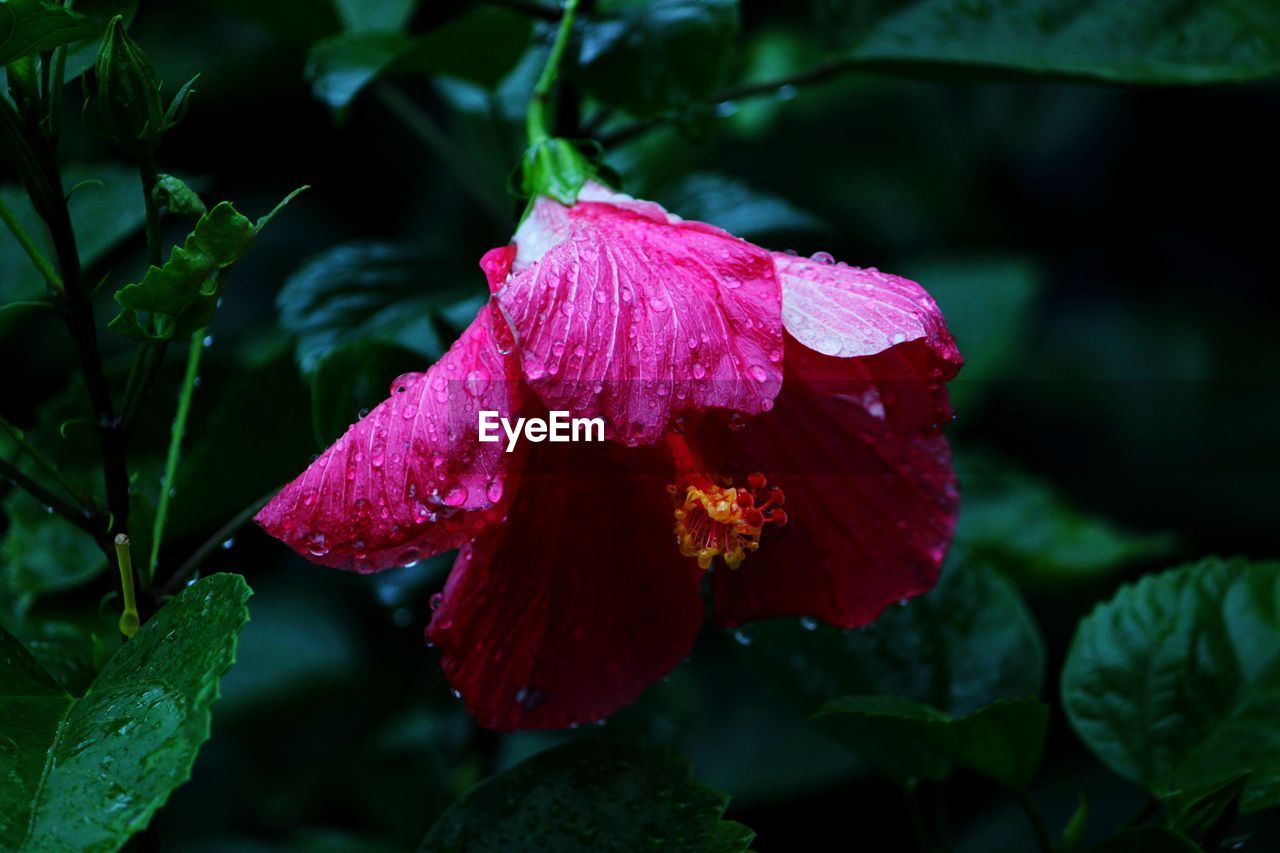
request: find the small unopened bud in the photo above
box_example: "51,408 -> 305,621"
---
90,16 -> 165,152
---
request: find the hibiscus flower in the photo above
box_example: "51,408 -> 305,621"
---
256,181 -> 962,730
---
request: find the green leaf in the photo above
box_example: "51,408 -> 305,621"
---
1167,772 -> 1248,851
1087,827 -> 1200,853
305,30 -> 409,110
834,0 -> 1280,84
389,8 -> 533,88
420,736 -> 753,852
0,573 -> 251,852
0,299 -> 53,338
571,0 -> 740,119
277,241 -> 480,375
332,0 -> 416,33
654,171 -> 828,239
108,191 -> 298,342
814,695 -> 1048,788
1,163 -> 145,307
152,174 -> 206,218
735,562 -> 1044,716
310,340 -> 425,446
0,0 -> 97,66
955,451 -> 1177,588
0,490 -> 105,618
1062,557 -> 1280,813
305,9 -> 532,110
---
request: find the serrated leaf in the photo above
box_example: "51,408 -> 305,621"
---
420,736 -> 753,852
0,573 -> 251,852
735,561 -> 1045,717
0,0 -> 97,66
814,695 -> 1048,788
1062,557 -> 1280,813
108,190 -> 298,342
830,0 -> 1280,83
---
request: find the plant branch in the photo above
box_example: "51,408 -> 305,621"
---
0,194 -> 62,291
373,82 -> 511,229
147,330 -> 203,585
0,455 -> 101,541
39,152 -> 132,541
156,489 -> 276,599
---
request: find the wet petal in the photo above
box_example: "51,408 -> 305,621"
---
497,190 -> 783,445
703,339 -> 959,628
776,251 -> 961,364
255,303 -> 524,571
427,441 -> 705,730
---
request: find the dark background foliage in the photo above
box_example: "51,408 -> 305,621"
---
2,0 -> 1279,850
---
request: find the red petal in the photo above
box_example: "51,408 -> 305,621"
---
427,440 -> 705,730
776,251 -> 962,364
255,304 -> 524,571
704,339 -> 959,628
479,244 -> 516,292
496,186 -> 784,446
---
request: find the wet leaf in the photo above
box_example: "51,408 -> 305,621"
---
0,573 -> 251,852
420,736 -> 753,851
1062,557 -> 1280,813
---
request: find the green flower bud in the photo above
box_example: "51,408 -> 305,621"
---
91,15 -> 165,151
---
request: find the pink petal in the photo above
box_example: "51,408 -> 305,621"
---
427,440 -> 705,730
255,303 -> 523,571
496,190 -> 784,446
703,337 -> 959,628
479,244 -> 516,292
776,251 -> 962,364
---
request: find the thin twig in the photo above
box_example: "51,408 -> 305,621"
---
156,490 -> 277,599
0,455 -> 101,541
0,414 -> 97,508
599,60 -> 851,147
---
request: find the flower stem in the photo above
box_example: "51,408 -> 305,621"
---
115,534 -> 140,638
526,0 -> 580,147
0,194 -> 62,291
148,329 -> 203,584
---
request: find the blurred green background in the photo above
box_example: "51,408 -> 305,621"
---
2,0 -> 1278,850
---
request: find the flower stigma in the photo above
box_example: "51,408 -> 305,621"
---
669,471 -> 787,571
